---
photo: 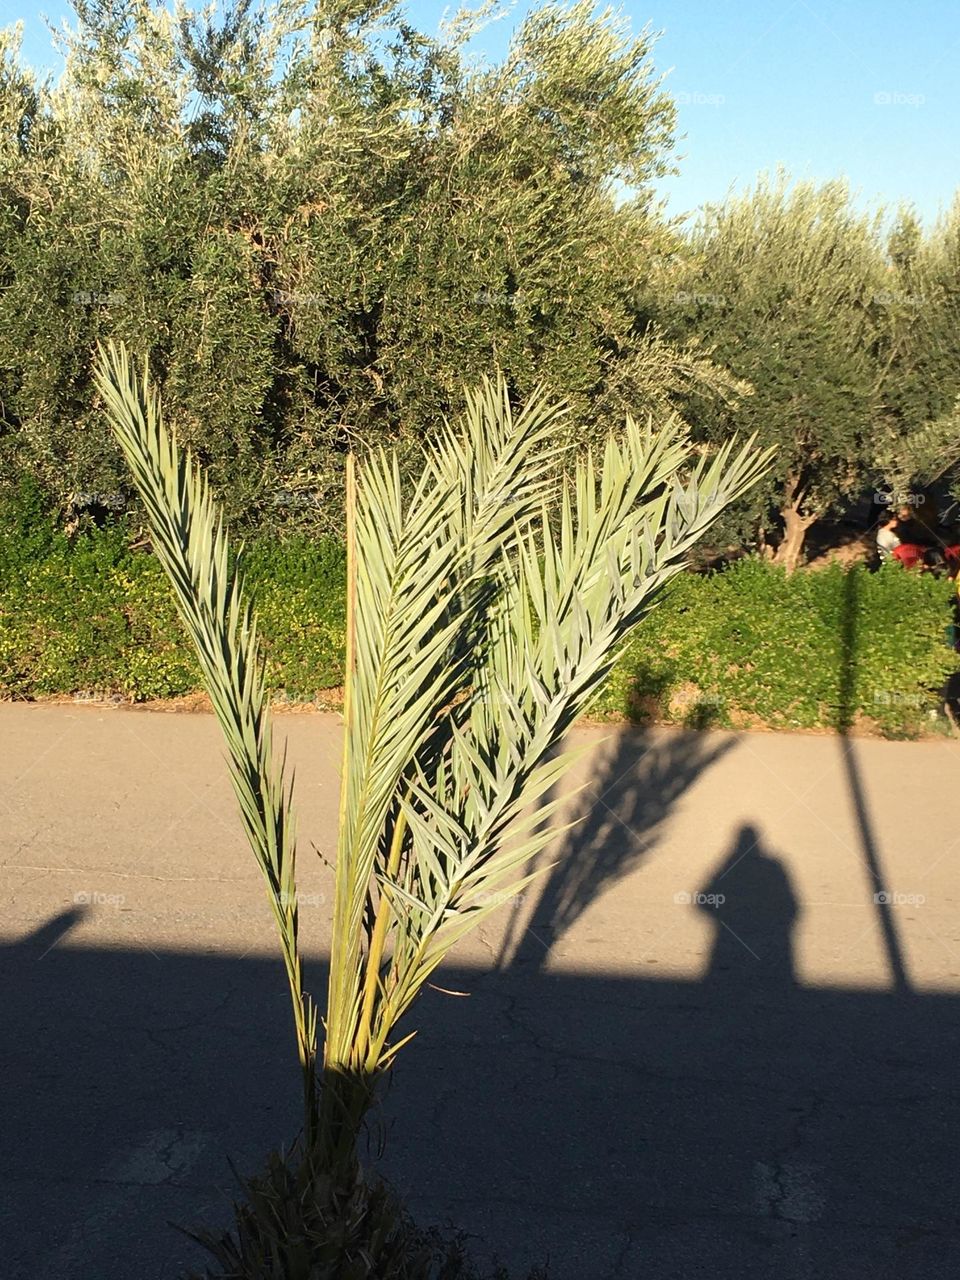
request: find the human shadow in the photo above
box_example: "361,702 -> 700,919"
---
698,822 -> 799,986
501,725 -> 736,971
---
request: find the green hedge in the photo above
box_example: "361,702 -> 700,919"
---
0,485 -> 346,703
1,489 -> 956,735
594,557 -> 959,736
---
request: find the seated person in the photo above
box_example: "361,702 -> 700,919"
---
876,510 -> 902,562
892,541 -> 925,570
922,546 -> 948,576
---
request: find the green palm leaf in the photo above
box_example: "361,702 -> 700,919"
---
94,341 -> 319,1146
328,391 -> 773,1123
96,340 -> 772,1188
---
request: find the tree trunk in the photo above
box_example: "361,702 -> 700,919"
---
773,475 -> 817,573
756,524 -> 775,561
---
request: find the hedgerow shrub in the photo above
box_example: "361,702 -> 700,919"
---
0,500 -> 956,737
594,557 -> 959,735
231,536 -> 348,698
0,500 -> 346,702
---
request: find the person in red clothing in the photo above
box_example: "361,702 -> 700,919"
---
892,541 -> 925,570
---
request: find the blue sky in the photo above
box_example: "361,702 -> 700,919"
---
5,0 -> 959,226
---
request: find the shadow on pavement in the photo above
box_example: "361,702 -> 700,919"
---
501,727 -> 736,972
836,565 -> 912,993
3,870 -> 958,1280
697,823 -> 799,985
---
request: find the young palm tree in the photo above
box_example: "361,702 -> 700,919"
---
95,341 -> 771,1275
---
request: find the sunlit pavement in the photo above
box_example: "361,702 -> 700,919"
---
2,703 -> 959,1278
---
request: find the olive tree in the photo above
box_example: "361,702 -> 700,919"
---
653,173 -> 888,568
0,0 -> 737,533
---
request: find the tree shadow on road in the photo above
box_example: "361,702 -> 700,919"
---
500,725 -> 736,972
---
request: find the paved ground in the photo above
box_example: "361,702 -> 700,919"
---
2,702 -> 960,1278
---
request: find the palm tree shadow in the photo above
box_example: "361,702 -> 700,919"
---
502,726 -> 736,971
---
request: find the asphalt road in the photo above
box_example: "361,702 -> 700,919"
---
2,703 -> 959,1279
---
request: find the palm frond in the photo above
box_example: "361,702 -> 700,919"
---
97,338 -> 772,1190
329,386 -> 774,1087
94,341 -> 318,1143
